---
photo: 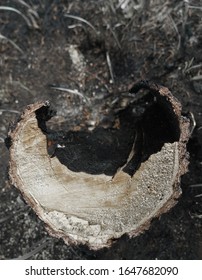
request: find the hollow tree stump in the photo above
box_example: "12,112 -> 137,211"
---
7,81 -> 190,249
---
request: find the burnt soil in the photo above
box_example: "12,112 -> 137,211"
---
0,0 -> 202,259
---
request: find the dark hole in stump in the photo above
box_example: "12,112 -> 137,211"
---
35,87 -> 180,177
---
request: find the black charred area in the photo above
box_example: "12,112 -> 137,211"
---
35,104 -> 56,132
53,126 -> 135,176
0,0 -> 202,260
129,80 -> 181,141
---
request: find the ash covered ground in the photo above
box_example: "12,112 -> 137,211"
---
0,0 -> 202,259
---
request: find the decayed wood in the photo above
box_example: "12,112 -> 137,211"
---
7,82 -> 190,249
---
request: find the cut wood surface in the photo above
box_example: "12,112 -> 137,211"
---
7,81 -> 190,249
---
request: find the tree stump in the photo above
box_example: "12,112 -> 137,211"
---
7,81 -> 190,250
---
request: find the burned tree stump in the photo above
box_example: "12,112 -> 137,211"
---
7,81 -> 190,250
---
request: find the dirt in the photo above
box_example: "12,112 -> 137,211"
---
0,0 -> 202,259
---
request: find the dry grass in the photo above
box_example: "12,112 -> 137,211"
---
0,33 -> 23,54
64,14 -> 99,34
49,85 -> 90,104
